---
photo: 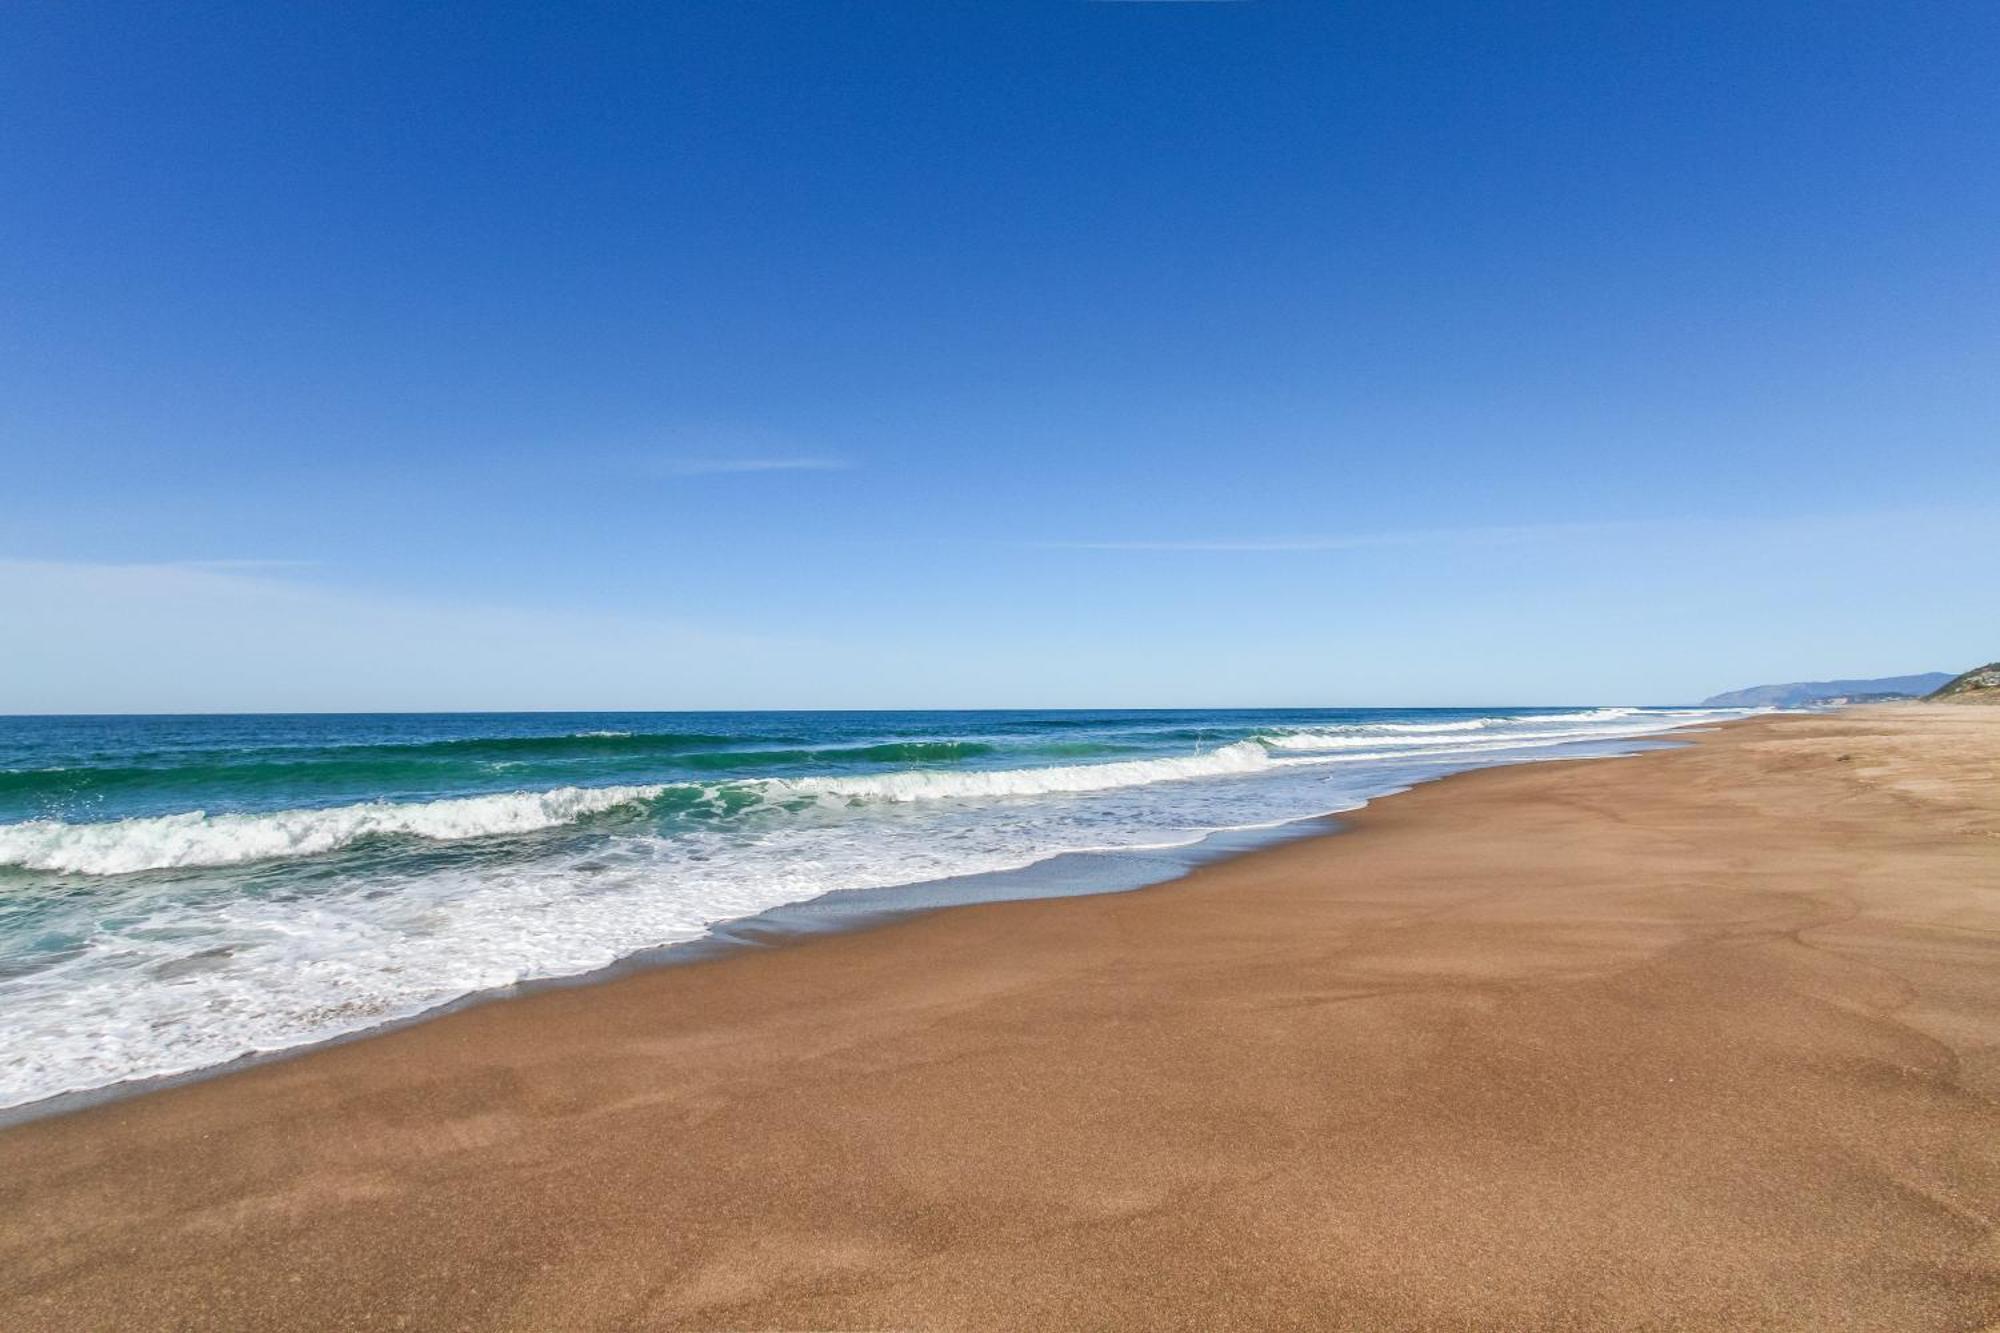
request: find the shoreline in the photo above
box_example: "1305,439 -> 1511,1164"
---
0,803 -> 1348,1130
0,732 -> 1685,1127
5,706 -> 1998,1328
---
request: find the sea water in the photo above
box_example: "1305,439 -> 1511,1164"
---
0,705 -> 1749,1109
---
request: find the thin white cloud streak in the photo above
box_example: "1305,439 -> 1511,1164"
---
0,559 -> 811,714
1032,520 -> 1627,553
653,456 -> 852,476
1030,506 -> 2000,553
12,558 -> 322,572
170,558 -> 322,571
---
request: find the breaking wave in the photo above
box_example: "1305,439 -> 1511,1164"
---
0,743 -> 1284,875
1256,706 -> 1696,751
0,709 -> 1736,878
765,739 -> 1276,803
0,784 -> 668,877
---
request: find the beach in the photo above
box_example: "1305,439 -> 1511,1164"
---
4,704 -> 1998,1329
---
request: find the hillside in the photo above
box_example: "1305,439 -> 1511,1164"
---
1701,672 -> 1951,708
1927,663 -> 2000,704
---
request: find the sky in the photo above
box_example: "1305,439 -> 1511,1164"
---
2,1 -> 1995,712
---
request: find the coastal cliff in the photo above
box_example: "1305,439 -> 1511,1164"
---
1928,663 -> 2000,704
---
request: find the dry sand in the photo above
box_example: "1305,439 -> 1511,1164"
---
4,706 -> 1999,1330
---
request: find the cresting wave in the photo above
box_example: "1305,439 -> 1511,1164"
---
0,710 -> 1729,878
1263,723 -> 1657,752
768,739 -> 1276,803
1257,708 -> 1692,751
0,744 -> 1286,876
0,784 -> 666,877
0,736 -> 999,806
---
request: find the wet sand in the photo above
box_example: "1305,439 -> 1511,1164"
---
4,706 -> 1999,1330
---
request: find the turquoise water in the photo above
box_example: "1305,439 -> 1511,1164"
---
0,706 -> 1746,1109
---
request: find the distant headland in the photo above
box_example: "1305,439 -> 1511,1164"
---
1700,672 -> 1952,708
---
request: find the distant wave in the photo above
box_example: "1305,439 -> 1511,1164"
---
679,740 -> 996,770
1261,724 -> 1628,752
1257,707 -> 1697,751
764,739 -> 1277,804
0,736 -> 998,808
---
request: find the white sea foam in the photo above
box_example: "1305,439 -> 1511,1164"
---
1515,706 -> 1643,722
765,739 -> 1276,803
1259,707 -> 1721,752
0,784 -> 667,876
1266,731 -> 1679,766
1262,728 -> 1502,751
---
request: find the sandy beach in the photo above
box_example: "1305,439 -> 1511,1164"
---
4,705 -> 1998,1330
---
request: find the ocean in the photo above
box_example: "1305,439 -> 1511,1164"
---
0,705 -> 1748,1111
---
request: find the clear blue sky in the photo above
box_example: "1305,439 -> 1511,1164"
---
3,2 -> 1995,711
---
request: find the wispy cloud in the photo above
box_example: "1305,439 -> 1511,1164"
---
1032,520 -> 1623,553
0,557 -> 320,576
170,558 -> 321,572
1030,504 -> 2000,554
653,456 -> 852,477
0,558 -> 814,713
